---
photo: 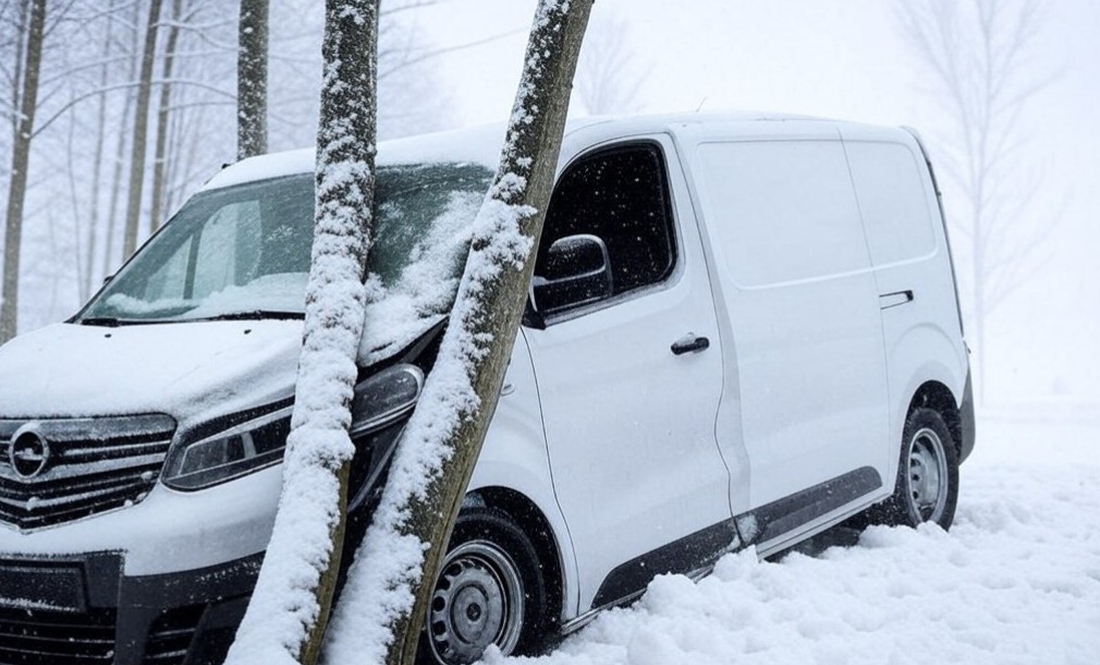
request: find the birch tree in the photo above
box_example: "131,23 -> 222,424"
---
223,2 -> 378,665
324,1 -> 594,664
1,0 -> 46,344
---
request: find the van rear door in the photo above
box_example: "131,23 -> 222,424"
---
840,128 -> 971,464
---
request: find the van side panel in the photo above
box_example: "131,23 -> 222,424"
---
840,130 -> 970,480
688,136 -> 892,510
469,331 -> 579,618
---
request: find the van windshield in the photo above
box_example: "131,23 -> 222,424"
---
79,163 -> 492,324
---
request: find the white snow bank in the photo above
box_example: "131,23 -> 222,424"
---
486,459 -> 1100,665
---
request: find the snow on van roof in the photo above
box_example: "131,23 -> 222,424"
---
201,123 -> 511,191
201,111 -> 855,192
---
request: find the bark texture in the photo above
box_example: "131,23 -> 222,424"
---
150,0 -> 184,234
237,0 -> 269,160
322,2 -> 594,664
222,2 -> 378,664
121,0 -> 163,259
1,0 -> 46,343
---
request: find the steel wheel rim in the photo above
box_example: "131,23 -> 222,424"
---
906,427 -> 949,522
427,540 -> 524,664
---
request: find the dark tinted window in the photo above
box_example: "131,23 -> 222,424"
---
536,143 -> 676,308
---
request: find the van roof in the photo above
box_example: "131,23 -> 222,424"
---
201,111 -> 895,192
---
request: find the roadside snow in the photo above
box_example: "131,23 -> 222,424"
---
487,418 -> 1100,665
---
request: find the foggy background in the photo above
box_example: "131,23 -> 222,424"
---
2,0 -> 1097,409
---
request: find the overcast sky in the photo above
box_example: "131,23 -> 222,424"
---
398,0 -> 1100,403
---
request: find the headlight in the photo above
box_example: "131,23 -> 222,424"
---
350,363 -> 424,436
162,364 -> 424,491
162,405 -> 292,491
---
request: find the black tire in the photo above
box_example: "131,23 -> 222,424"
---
417,507 -> 548,665
867,407 -> 960,529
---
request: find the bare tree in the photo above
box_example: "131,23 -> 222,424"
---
323,2 -> 594,664
238,0 -> 268,159
1,0 -> 46,344
101,0 -> 144,283
897,0 -> 1052,401
121,0 -> 164,259
78,0 -> 123,301
575,8 -> 649,116
223,2 -> 378,665
149,0 -> 185,234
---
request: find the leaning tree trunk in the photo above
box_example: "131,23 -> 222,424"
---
237,0 -> 268,160
1,0 -> 47,344
222,2 -> 378,665
121,0 -> 163,259
322,2 -> 594,664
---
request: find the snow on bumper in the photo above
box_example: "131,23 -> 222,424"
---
0,465 -> 281,576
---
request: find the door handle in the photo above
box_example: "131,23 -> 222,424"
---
879,290 -> 914,310
671,333 -> 710,355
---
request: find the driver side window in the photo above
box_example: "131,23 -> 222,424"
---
533,142 -> 677,317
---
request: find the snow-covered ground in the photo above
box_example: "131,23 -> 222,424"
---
491,409 -> 1100,665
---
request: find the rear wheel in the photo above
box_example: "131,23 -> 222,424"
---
870,407 -> 959,529
418,508 -> 548,665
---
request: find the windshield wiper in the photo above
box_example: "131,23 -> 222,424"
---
79,317 -> 183,326
196,310 -> 305,321
79,317 -> 123,327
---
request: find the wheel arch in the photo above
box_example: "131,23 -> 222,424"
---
465,485 -> 565,633
907,380 -> 962,457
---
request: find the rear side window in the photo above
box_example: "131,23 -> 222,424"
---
536,142 -> 676,308
695,140 -> 869,288
844,141 -> 937,266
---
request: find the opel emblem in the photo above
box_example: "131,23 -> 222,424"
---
9,424 -> 50,480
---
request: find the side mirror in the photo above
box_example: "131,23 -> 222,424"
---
531,234 -> 613,316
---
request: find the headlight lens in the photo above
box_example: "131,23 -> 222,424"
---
162,406 -> 292,491
162,363 -> 425,491
350,363 -> 424,437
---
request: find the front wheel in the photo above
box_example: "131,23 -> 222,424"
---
871,407 -> 960,529
418,508 -> 548,665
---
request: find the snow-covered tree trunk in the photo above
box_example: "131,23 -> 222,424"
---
223,2 -> 378,665
1,0 -> 46,344
323,2 -> 593,664
237,0 -> 269,159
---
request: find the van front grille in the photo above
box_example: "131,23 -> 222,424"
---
0,415 -> 175,530
0,606 -> 116,664
143,605 -> 204,665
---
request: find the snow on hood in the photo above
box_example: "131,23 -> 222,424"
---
0,320 -> 302,423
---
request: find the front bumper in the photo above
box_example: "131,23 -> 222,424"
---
0,551 -> 262,665
0,406 -> 409,665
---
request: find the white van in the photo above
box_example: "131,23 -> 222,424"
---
0,113 -> 973,665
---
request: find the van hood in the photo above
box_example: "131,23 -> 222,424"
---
0,321 -> 302,423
